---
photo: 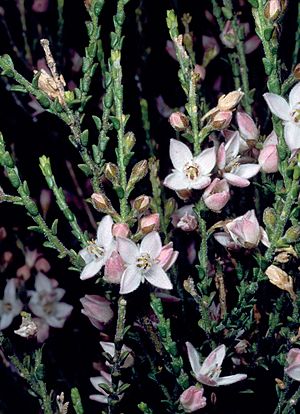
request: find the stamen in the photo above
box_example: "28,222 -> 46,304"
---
87,240 -> 104,259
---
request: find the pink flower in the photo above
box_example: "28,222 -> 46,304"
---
117,232 -> 174,294
28,273 -> 73,341
236,111 -> 259,154
285,348 -> 300,381
186,342 -> 247,386
180,386 -> 207,412
156,242 -> 179,271
79,215 -> 115,280
140,213 -> 160,234
17,248 -> 50,281
217,132 -> 260,187
0,279 -> 23,330
214,210 -> 270,249
90,371 -> 123,404
164,139 -> 216,191
32,0 -> 49,13
203,178 -> 230,212
80,295 -> 113,330
104,251 -> 124,284
169,112 -> 189,131
172,205 -> 197,231
220,21 -> 260,54
264,82 -> 300,153
112,223 -> 129,238
258,131 -> 279,173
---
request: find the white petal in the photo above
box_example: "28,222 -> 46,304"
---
144,264 -> 172,290
29,302 -> 46,319
169,139 -> 192,171
216,373 -> 247,386
79,247 -> 93,264
35,272 -> 52,293
90,376 -> 109,393
263,93 -> 290,121
100,341 -> 115,357
225,132 -> 240,163
164,171 -> 191,190
97,215 -> 114,249
186,342 -> 201,377
194,147 -> 216,175
289,82 -> 300,109
80,259 -> 104,280
140,232 -> 162,258
200,344 -> 226,377
0,313 -> 14,330
284,122 -> 300,152
89,394 -> 108,404
3,279 -> 16,303
234,164 -> 260,179
117,238 -> 139,264
223,173 -> 250,187
55,302 -> 73,319
55,288 -> 65,301
285,364 -> 300,382
120,265 -> 141,294
192,176 -> 211,190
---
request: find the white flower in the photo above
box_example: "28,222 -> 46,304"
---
186,342 -> 247,386
263,82 -> 300,153
28,273 -> 73,331
164,139 -> 216,191
117,232 -> 173,294
0,279 -> 23,330
79,215 -> 115,280
217,132 -> 260,187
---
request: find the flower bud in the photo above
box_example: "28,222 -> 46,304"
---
265,265 -> 296,300
176,189 -> 192,201
294,64 -> 300,80
124,131 -> 136,153
264,0 -> 281,20
203,178 -> 230,212
32,0 -> 49,13
194,64 -> 206,82
258,145 -> 278,173
263,207 -> 276,227
169,112 -> 189,131
132,195 -> 151,213
104,252 -> 124,284
210,111 -> 232,130
180,386 -> 207,412
112,223 -> 130,238
218,89 -> 244,111
80,295 -> 114,330
91,193 -> 113,213
284,226 -> 300,243
164,197 -> 177,218
104,162 -> 119,185
140,213 -> 160,234
127,160 -> 148,190
157,242 -> 178,271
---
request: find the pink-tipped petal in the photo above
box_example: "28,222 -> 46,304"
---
223,173 -> 250,187
236,111 -> 259,141
217,143 -> 226,170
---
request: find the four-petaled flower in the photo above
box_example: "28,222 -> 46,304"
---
164,139 -> 216,191
117,232 -> 173,294
186,342 -> 247,386
79,215 -> 115,280
264,82 -> 300,154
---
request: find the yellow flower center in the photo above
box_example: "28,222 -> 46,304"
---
136,253 -> 153,272
184,162 -> 200,180
87,240 -> 104,259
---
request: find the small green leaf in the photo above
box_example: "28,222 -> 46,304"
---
51,219 -> 58,235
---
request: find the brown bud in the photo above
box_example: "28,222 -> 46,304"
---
210,110 -> 232,130
127,160 -> 148,190
176,189 -> 192,201
35,69 -> 65,105
265,264 -> 296,300
217,89 -> 244,111
140,213 -> 160,234
124,132 -> 136,153
132,195 -> 151,213
169,112 -> 189,131
104,162 -> 119,185
91,192 -> 112,213
294,64 -> 300,80
264,0 -> 281,20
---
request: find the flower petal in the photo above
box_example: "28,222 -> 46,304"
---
289,82 -> 300,109
164,171 -> 191,190
285,363 -> 300,382
225,132 -> 240,162
214,232 -> 238,249
186,342 -> 202,377
216,373 -> 247,386
117,238 -> 139,264
100,341 -> 115,357
194,147 -> 216,175
284,122 -> 300,152
120,265 -> 141,294
0,312 -> 14,330
89,394 -> 108,404
140,232 -> 162,259
217,143 -> 226,170
236,112 -> 258,141
223,173 -> 250,187
90,376 -> 109,394
97,215 -> 114,249
169,139 -> 192,171
144,264 -> 173,290
263,93 -> 290,121
3,279 -> 17,303
79,247 -> 93,264
200,344 -> 226,377
80,259 -> 104,280
35,272 -> 52,293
